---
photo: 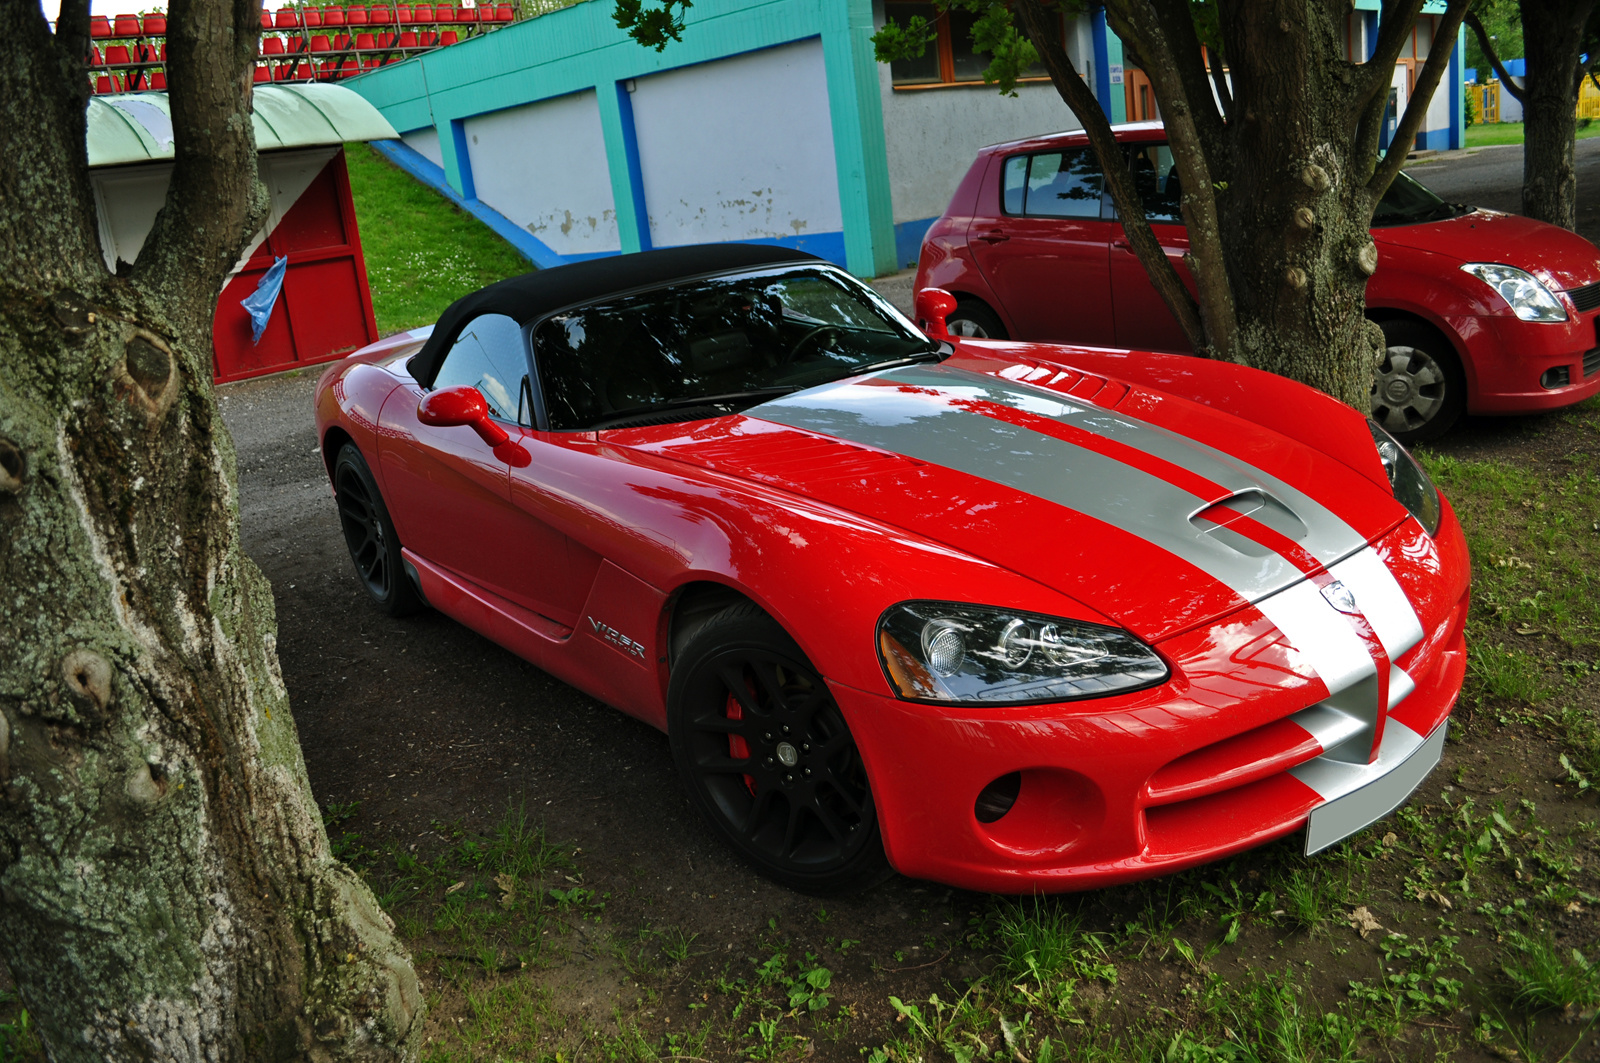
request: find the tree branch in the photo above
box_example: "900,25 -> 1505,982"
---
135,0 -> 269,301
1465,8 -> 1526,103
1359,0 -> 1427,106
1370,2 -> 1470,194
1011,0 -> 1209,356
1105,0 -> 1236,358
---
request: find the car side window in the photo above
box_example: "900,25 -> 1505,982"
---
1003,150 -> 1104,218
1129,143 -> 1183,223
433,313 -> 532,425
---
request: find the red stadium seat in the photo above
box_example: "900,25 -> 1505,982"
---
275,7 -> 298,27
496,3 -> 513,20
438,28 -> 458,43
354,31 -> 376,49
141,13 -> 166,33
89,15 -> 112,38
361,57 -> 378,69
346,6 -> 368,25
339,57 -> 359,76
302,7 -> 322,26
411,2 -> 432,20
89,45 -> 103,66
95,74 -> 115,93
397,30 -> 418,47
113,13 -> 140,35
396,4 -> 413,23
286,36 -> 305,52
369,4 -> 392,23
262,36 -> 286,55
309,34 -> 332,51
103,44 -> 131,66
149,70 -> 166,89
322,7 -> 345,27
259,9 -> 273,30
418,30 -> 437,45
253,64 -> 271,81
433,6 -> 453,22
333,32 -> 351,48
274,64 -> 291,79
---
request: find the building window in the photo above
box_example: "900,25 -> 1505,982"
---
886,2 -> 1055,88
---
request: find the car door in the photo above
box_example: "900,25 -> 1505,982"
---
1108,141 -> 1196,353
377,313 -> 574,621
968,148 -> 1118,346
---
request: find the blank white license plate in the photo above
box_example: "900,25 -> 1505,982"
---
1305,721 -> 1447,855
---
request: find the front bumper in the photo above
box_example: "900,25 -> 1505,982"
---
1458,309 -> 1600,414
839,512 -> 1469,893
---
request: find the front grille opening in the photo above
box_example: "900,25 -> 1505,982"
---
1568,280 -> 1600,314
1584,348 -> 1600,379
1541,366 -> 1571,390
975,772 -> 1022,823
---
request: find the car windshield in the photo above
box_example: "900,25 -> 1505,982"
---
532,266 -> 940,430
1372,171 -> 1468,226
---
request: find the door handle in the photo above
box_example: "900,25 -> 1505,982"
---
976,230 -> 1010,244
1111,238 -> 1131,250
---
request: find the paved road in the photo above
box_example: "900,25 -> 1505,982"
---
1403,136 -> 1600,245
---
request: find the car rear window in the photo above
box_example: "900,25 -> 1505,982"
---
1002,149 -> 1104,218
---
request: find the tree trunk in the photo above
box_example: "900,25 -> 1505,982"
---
1518,0 -> 1593,229
1210,0 -> 1387,409
0,0 -> 423,1058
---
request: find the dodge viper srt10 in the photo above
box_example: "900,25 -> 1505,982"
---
314,243 -> 1469,894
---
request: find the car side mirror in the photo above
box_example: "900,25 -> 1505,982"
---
417,385 -> 530,468
915,288 -> 958,339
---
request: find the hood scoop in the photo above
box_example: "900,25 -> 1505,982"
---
1190,489 -> 1308,558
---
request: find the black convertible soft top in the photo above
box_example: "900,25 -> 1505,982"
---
408,243 -> 824,388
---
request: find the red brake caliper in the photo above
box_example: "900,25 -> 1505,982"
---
725,690 -> 757,795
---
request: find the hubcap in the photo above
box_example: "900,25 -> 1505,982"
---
1371,344 -> 1446,434
776,741 -> 799,767
948,318 -> 989,338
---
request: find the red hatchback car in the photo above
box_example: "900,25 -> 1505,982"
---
916,122 -> 1600,441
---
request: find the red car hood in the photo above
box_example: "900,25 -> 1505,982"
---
629,359 -> 1408,643
1375,209 -> 1600,290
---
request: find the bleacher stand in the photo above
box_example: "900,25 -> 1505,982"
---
72,0 -> 520,92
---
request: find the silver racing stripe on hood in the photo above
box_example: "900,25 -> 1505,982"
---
750,365 -> 1371,606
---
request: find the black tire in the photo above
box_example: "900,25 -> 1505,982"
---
333,443 -> 423,617
667,603 -> 891,894
1370,319 -> 1465,444
945,300 -> 1008,340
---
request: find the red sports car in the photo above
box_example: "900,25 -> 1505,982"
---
916,122 -> 1600,443
315,244 -> 1469,894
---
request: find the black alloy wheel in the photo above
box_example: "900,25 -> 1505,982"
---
944,300 -> 1008,340
1370,319 -> 1465,444
333,443 -> 423,617
668,603 -> 890,894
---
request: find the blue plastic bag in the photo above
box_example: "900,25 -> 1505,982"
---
241,256 -> 288,344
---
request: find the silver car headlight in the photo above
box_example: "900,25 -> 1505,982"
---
1369,420 -> 1441,535
1460,263 -> 1567,322
877,602 -> 1168,705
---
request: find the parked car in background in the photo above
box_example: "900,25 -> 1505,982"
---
915,122 -> 1600,442
317,243 -> 1468,895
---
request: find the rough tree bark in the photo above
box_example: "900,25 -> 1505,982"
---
0,0 -> 424,1058
1012,0 -> 1468,409
1468,1 -> 1598,230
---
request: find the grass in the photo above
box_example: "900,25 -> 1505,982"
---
345,142 -> 531,335
1464,118 -> 1600,148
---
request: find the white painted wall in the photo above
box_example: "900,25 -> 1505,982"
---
629,38 -> 843,247
873,2 -> 1091,226
463,90 -> 620,256
402,126 -> 443,169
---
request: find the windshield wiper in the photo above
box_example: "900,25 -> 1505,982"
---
847,346 -> 947,376
603,386 -> 800,420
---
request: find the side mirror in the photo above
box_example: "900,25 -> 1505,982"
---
914,287 -> 958,339
417,385 -> 530,468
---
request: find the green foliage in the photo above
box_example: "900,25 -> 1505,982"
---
871,0 -> 1062,96
1464,0 -> 1523,83
1464,82 -> 1478,127
1501,930 -> 1600,1012
0,996 -> 40,1063
611,0 -> 692,51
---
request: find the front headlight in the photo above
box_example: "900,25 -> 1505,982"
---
1460,263 -> 1567,322
877,602 -> 1168,705
1368,420 -> 1441,535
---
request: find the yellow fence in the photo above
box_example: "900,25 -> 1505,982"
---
1474,76 -> 1600,123
1581,76 -> 1600,120
1475,80 -> 1501,123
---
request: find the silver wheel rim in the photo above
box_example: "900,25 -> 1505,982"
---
1370,344 -> 1447,434
948,317 -> 989,338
